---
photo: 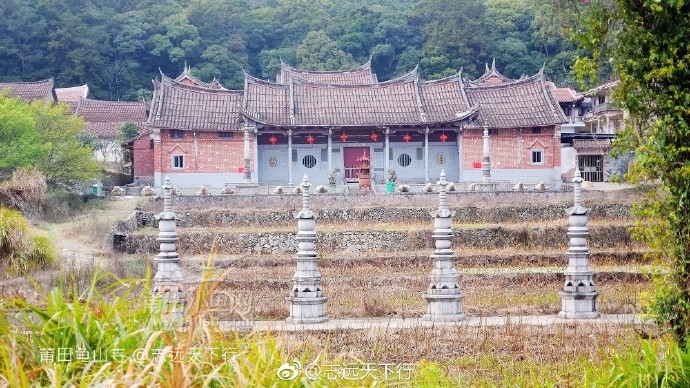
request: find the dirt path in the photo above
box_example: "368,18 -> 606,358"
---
35,196 -> 141,266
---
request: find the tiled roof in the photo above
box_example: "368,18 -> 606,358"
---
148,80 -> 242,132
0,79 -> 55,102
465,72 -> 567,128
75,98 -> 148,138
277,60 -> 377,85
242,74 -> 290,125
546,81 -> 583,103
419,72 -> 473,123
55,84 -> 89,102
586,80 -> 620,96
291,79 -> 425,126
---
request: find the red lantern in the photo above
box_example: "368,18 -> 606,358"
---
306,134 -> 315,144
370,131 -> 379,141
269,135 -> 278,145
403,133 -> 412,142
340,132 -> 348,142
439,132 -> 448,142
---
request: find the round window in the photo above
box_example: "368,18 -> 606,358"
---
302,155 -> 317,168
268,156 -> 278,167
436,154 -> 446,165
397,153 -> 412,167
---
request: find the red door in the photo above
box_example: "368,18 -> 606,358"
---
343,147 -> 369,182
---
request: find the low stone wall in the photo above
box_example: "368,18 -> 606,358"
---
119,224 -> 633,255
138,189 -> 639,212
132,203 -> 632,229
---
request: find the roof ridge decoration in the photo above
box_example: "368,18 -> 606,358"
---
158,64 -> 228,90
467,58 -> 514,86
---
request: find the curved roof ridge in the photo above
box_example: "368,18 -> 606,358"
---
245,72 -> 289,87
419,69 -> 464,85
378,65 -> 419,85
281,59 -> 372,75
292,74 -> 416,90
158,77 -> 243,95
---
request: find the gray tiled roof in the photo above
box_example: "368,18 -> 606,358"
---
55,84 -> 89,102
242,74 -> 291,125
277,60 -> 377,85
0,79 -> 55,102
419,73 -> 473,123
75,98 -> 148,138
465,72 -> 567,128
292,79 -> 425,126
148,80 -> 242,131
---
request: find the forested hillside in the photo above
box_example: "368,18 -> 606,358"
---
0,0 -> 575,101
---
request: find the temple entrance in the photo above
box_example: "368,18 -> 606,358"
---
343,147 -> 370,183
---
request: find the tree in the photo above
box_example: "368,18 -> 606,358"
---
295,31 -> 357,71
554,0 -> 690,345
0,94 -> 102,186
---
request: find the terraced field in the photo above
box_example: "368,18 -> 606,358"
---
121,188 -> 650,321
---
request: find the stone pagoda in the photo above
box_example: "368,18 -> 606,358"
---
286,175 -> 328,324
423,170 -> 464,321
151,176 -> 185,322
558,169 -> 599,318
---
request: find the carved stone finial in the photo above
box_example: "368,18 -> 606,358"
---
559,166 -> 598,319
286,174 -> 327,324
152,174 -> 185,323
424,171 -> 463,321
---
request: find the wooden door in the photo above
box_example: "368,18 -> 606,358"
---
343,147 -> 369,182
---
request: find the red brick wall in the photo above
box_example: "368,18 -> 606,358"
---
462,127 -> 560,170
133,136 -> 154,179
157,129 -> 253,174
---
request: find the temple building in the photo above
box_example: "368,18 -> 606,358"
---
144,60 -> 567,189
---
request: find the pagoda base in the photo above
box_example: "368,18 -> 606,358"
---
558,291 -> 599,319
286,296 -> 328,324
423,293 -> 464,321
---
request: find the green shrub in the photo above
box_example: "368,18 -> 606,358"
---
586,339 -> 690,387
0,206 -> 56,274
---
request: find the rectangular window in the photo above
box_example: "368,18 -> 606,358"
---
292,149 -> 297,162
320,148 -> 328,162
531,150 -> 544,165
374,148 -> 383,153
170,130 -> 183,139
172,155 -> 184,169
416,147 -> 423,160
218,131 -> 234,138
389,148 -> 393,160
531,127 -> 542,135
